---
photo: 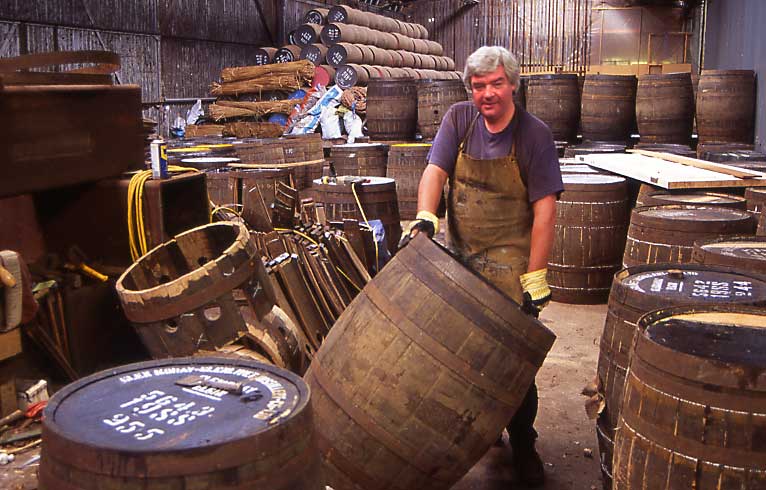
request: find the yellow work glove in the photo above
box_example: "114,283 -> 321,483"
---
398,210 -> 439,249
519,268 -> 551,318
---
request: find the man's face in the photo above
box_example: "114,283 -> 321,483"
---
470,66 -> 516,123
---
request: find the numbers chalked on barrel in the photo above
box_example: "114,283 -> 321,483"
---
43,358 -> 305,451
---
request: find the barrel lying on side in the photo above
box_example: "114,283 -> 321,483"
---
595,264 -> 766,489
548,174 -> 630,304
305,235 -> 556,490
613,306 -> 766,489
622,205 -> 755,267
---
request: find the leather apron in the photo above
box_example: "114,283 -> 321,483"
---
447,113 -> 533,304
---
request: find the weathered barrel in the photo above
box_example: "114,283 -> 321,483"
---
295,23 -> 323,46
238,168 -> 294,231
633,142 -> 696,158
386,143 -> 431,220
254,47 -> 277,65
596,265 -> 766,490
313,176 -> 402,253
692,235 -> 766,274
329,143 -> 389,177
697,142 -> 765,162
305,7 -> 329,25
327,43 -> 372,66
416,79 -> 468,139
623,205 -> 755,267
746,187 -> 766,214
205,168 -> 238,208
526,74 -> 581,143
305,234 -> 556,490
639,189 -> 747,210
327,4 -> 370,26
366,78 -> 418,140
300,44 -> 328,65
613,305 -> 766,489
274,45 -> 303,63
179,156 -> 240,171
635,72 -> 694,144
581,75 -> 637,142
116,222 -> 274,358
696,69 -> 756,144
335,63 -> 369,88
559,163 -> 601,174
548,174 -> 630,304
39,357 -> 322,490
563,141 -> 626,158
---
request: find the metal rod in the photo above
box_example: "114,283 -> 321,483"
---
142,97 -> 216,106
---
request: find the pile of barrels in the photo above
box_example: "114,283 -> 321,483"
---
254,5 -> 460,90
518,69 -> 756,152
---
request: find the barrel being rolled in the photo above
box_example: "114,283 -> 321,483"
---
696,70 -> 756,144
313,176 -> 402,254
613,306 -> 766,489
548,174 -> 630,304
416,79 -> 468,140
386,143 -> 432,219
329,143 -> 389,177
305,234 -> 556,490
366,78 -> 418,140
526,74 -> 580,143
39,357 -> 322,490
635,72 -> 694,144
581,75 -> 637,142
596,265 -> 766,490
622,204 -> 755,268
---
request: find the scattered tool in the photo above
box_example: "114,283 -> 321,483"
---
65,246 -> 108,282
174,375 -> 243,394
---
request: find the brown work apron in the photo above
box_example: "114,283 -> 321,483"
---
447,114 -> 533,304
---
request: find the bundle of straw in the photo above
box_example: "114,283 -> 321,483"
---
221,60 -> 315,83
211,74 -> 304,96
185,124 -> 224,137
208,100 -> 298,121
223,122 -> 285,139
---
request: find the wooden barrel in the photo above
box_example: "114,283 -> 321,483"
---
416,79 -> 468,140
295,23 -> 323,47
633,142 -> 696,158
640,189 -> 747,210
39,357 -> 322,490
327,4 -> 370,27
563,141 -> 626,158
596,265 -> 766,490
581,75 -> 637,142
238,168 -> 294,232
321,23 -> 366,45
282,133 -> 324,163
692,235 -> 766,274
300,44 -> 328,65
335,63 -> 369,88
254,47 -> 277,65
746,187 -> 766,214
115,222 -> 274,358
613,305 -> 766,489
559,163 -> 601,174
548,174 -> 629,304
623,205 -> 755,268
313,176 -> 402,253
367,78 -> 418,140
635,72 -> 694,144
305,234 -> 556,490
696,70 -> 756,144
526,74 -> 581,143
305,7 -> 329,25
274,45 -> 302,63
330,143 -> 389,177
697,142 -> 765,162
205,168 -> 238,208
760,214 -> 766,236
179,156 -> 240,170
386,143 -> 431,220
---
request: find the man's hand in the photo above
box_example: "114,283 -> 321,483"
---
520,269 -> 551,318
398,210 -> 439,249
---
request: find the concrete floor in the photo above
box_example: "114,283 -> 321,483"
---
454,301 -> 606,490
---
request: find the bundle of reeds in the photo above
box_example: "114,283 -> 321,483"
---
211,74 -> 306,96
208,100 -> 297,121
185,124 -> 224,137
221,59 -> 315,83
223,121 -> 284,138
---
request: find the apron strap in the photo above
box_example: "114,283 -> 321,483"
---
458,110 -> 522,158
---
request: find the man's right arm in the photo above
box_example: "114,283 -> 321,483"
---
417,164 -> 449,215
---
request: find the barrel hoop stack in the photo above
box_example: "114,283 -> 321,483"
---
548,174 -> 630,304
613,306 -> 766,489
39,357 -> 323,490
305,235 -> 555,490
595,264 -> 766,490
622,204 -> 755,268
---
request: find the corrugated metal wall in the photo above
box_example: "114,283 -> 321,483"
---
704,0 -> 766,150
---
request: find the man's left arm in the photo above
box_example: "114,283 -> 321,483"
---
528,194 -> 557,272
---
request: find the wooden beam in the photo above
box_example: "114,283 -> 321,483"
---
627,149 -> 763,179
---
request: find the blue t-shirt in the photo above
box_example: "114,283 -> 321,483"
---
427,101 -> 563,202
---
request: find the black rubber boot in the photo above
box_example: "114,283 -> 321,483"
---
512,442 -> 545,487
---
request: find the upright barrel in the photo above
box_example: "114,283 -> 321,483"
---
548,174 -> 630,304
366,78 -> 418,140
416,79 -> 468,139
623,205 -> 755,267
329,143 -> 389,177
746,187 -> 766,215
526,74 -> 581,143
596,265 -> 766,490
563,141 -> 626,158
613,306 -> 766,489
305,235 -> 556,490
692,235 -> 766,274
386,143 -> 432,219
581,75 -> 637,142
39,357 -> 322,490
638,189 -> 747,210
313,176 -> 402,254
635,72 -> 694,144
696,70 -> 756,144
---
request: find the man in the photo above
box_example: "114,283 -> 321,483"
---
401,46 -> 562,486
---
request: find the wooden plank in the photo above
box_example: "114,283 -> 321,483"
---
577,153 -> 766,190
627,149 -> 763,179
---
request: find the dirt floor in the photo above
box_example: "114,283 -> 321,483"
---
0,302 -> 607,490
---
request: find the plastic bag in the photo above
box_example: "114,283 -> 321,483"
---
320,106 -> 342,139
343,111 -> 364,144
186,99 -> 204,125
